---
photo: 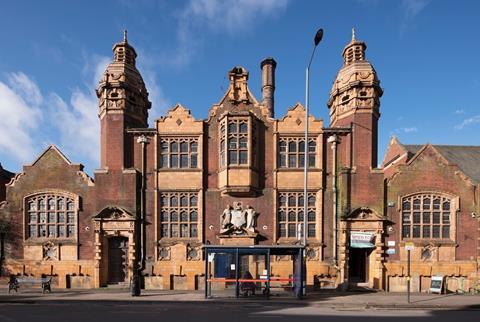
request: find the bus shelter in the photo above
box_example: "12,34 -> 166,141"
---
204,245 -> 304,299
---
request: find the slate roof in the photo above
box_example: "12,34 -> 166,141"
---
403,144 -> 480,184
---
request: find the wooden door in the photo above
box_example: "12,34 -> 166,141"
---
108,237 -> 128,284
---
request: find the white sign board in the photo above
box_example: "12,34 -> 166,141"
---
230,264 -> 236,270
350,232 -> 375,248
387,241 -> 396,247
386,248 -> 395,255
207,254 -> 215,262
429,275 -> 444,294
405,242 -> 414,251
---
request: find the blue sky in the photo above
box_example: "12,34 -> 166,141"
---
0,0 -> 479,175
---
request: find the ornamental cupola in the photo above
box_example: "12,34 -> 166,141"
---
96,31 -> 152,170
327,28 -> 383,126
327,29 -> 383,168
96,30 -> 151,128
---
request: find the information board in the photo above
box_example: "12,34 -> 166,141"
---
429,275 -> 444,294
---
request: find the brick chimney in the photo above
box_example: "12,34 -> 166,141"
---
260,57 -> 276,117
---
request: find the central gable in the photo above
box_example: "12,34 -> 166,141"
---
93,206 -> 135,221
207,66 -> 271,122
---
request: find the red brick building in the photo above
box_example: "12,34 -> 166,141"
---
1,31 -> 479,292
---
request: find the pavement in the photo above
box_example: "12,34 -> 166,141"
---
0,287 -> 479,310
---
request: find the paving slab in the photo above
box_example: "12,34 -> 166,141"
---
0,288 -> 479,311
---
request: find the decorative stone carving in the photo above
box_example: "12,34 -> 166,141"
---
219,202 -> 258,235
187,244 -> 201,261
306,247 -> 319,261
158,246 -> 171,261
346,207 -> 382,221
43,241 -> 57,261
421,244 -> 438,262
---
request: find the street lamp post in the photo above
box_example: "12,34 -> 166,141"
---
302,28 -> 323,297
132,134 -> 148,296
303,28 -> 323,247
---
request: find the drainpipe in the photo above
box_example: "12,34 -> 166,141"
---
138,134 -> 148,272
327,134 -> 339,265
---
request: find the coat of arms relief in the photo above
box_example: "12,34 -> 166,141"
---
220,202 -> 258,235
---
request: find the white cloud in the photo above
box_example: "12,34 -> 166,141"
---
0,73 -> 43,163
6,72 -> 43,106
400,0 -> 431,33
455,115 -> 480,130
394,127 -> 418,134
0,46 -> 171,174
184,0 -> 288,33
401,0 -> 431,19
48,90 -> 99,165
171,0 -> 288,67
454,109 -> 465,115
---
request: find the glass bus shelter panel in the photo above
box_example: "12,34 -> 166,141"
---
207,252 -> 236,298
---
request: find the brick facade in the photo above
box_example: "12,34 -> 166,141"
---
1,31 -> 478,292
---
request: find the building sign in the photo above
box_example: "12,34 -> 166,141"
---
429,275 -> 444,294
405,242 -> 414,251
386,248 -> 396,255
350,232 -> 375,248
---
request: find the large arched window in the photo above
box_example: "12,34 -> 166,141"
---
401,193 -> 455,240
25,192 -> 78,240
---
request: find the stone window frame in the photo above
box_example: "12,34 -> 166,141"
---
278,137 -> 316,169
159,137 -> 198,169
219,115 -> 255,168
159,191 -> 199,239
400,192 -> 458,242
277,191 -> 316,239
24,190 -> 79,242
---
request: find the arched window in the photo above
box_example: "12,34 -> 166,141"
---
401,193 -> 454,240
25,193 -> 77,240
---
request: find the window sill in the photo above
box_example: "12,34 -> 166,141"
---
24,238 -> 78,246
399,239 -> 457,246
276,238 -> 319,244
158,238 -> 200,245
276,168 -> 322,172
157,168 -> 201,172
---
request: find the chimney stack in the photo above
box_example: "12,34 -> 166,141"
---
261,57 -> 276,117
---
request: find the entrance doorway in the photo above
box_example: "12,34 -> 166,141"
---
108,237 -> 128,284
348,248 -> 372,283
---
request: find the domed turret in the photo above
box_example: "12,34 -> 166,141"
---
327,29 -> 383,168
96,31 -> 152,170
97,31 -> 151,127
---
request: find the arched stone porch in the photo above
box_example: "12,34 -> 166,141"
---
338,207 -> 387,290
92,206 -> 136,287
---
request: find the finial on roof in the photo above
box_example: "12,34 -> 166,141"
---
123,29 -> 128,43
352,27 -> 356,41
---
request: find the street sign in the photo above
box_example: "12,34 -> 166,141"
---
405,242 -> 414,251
